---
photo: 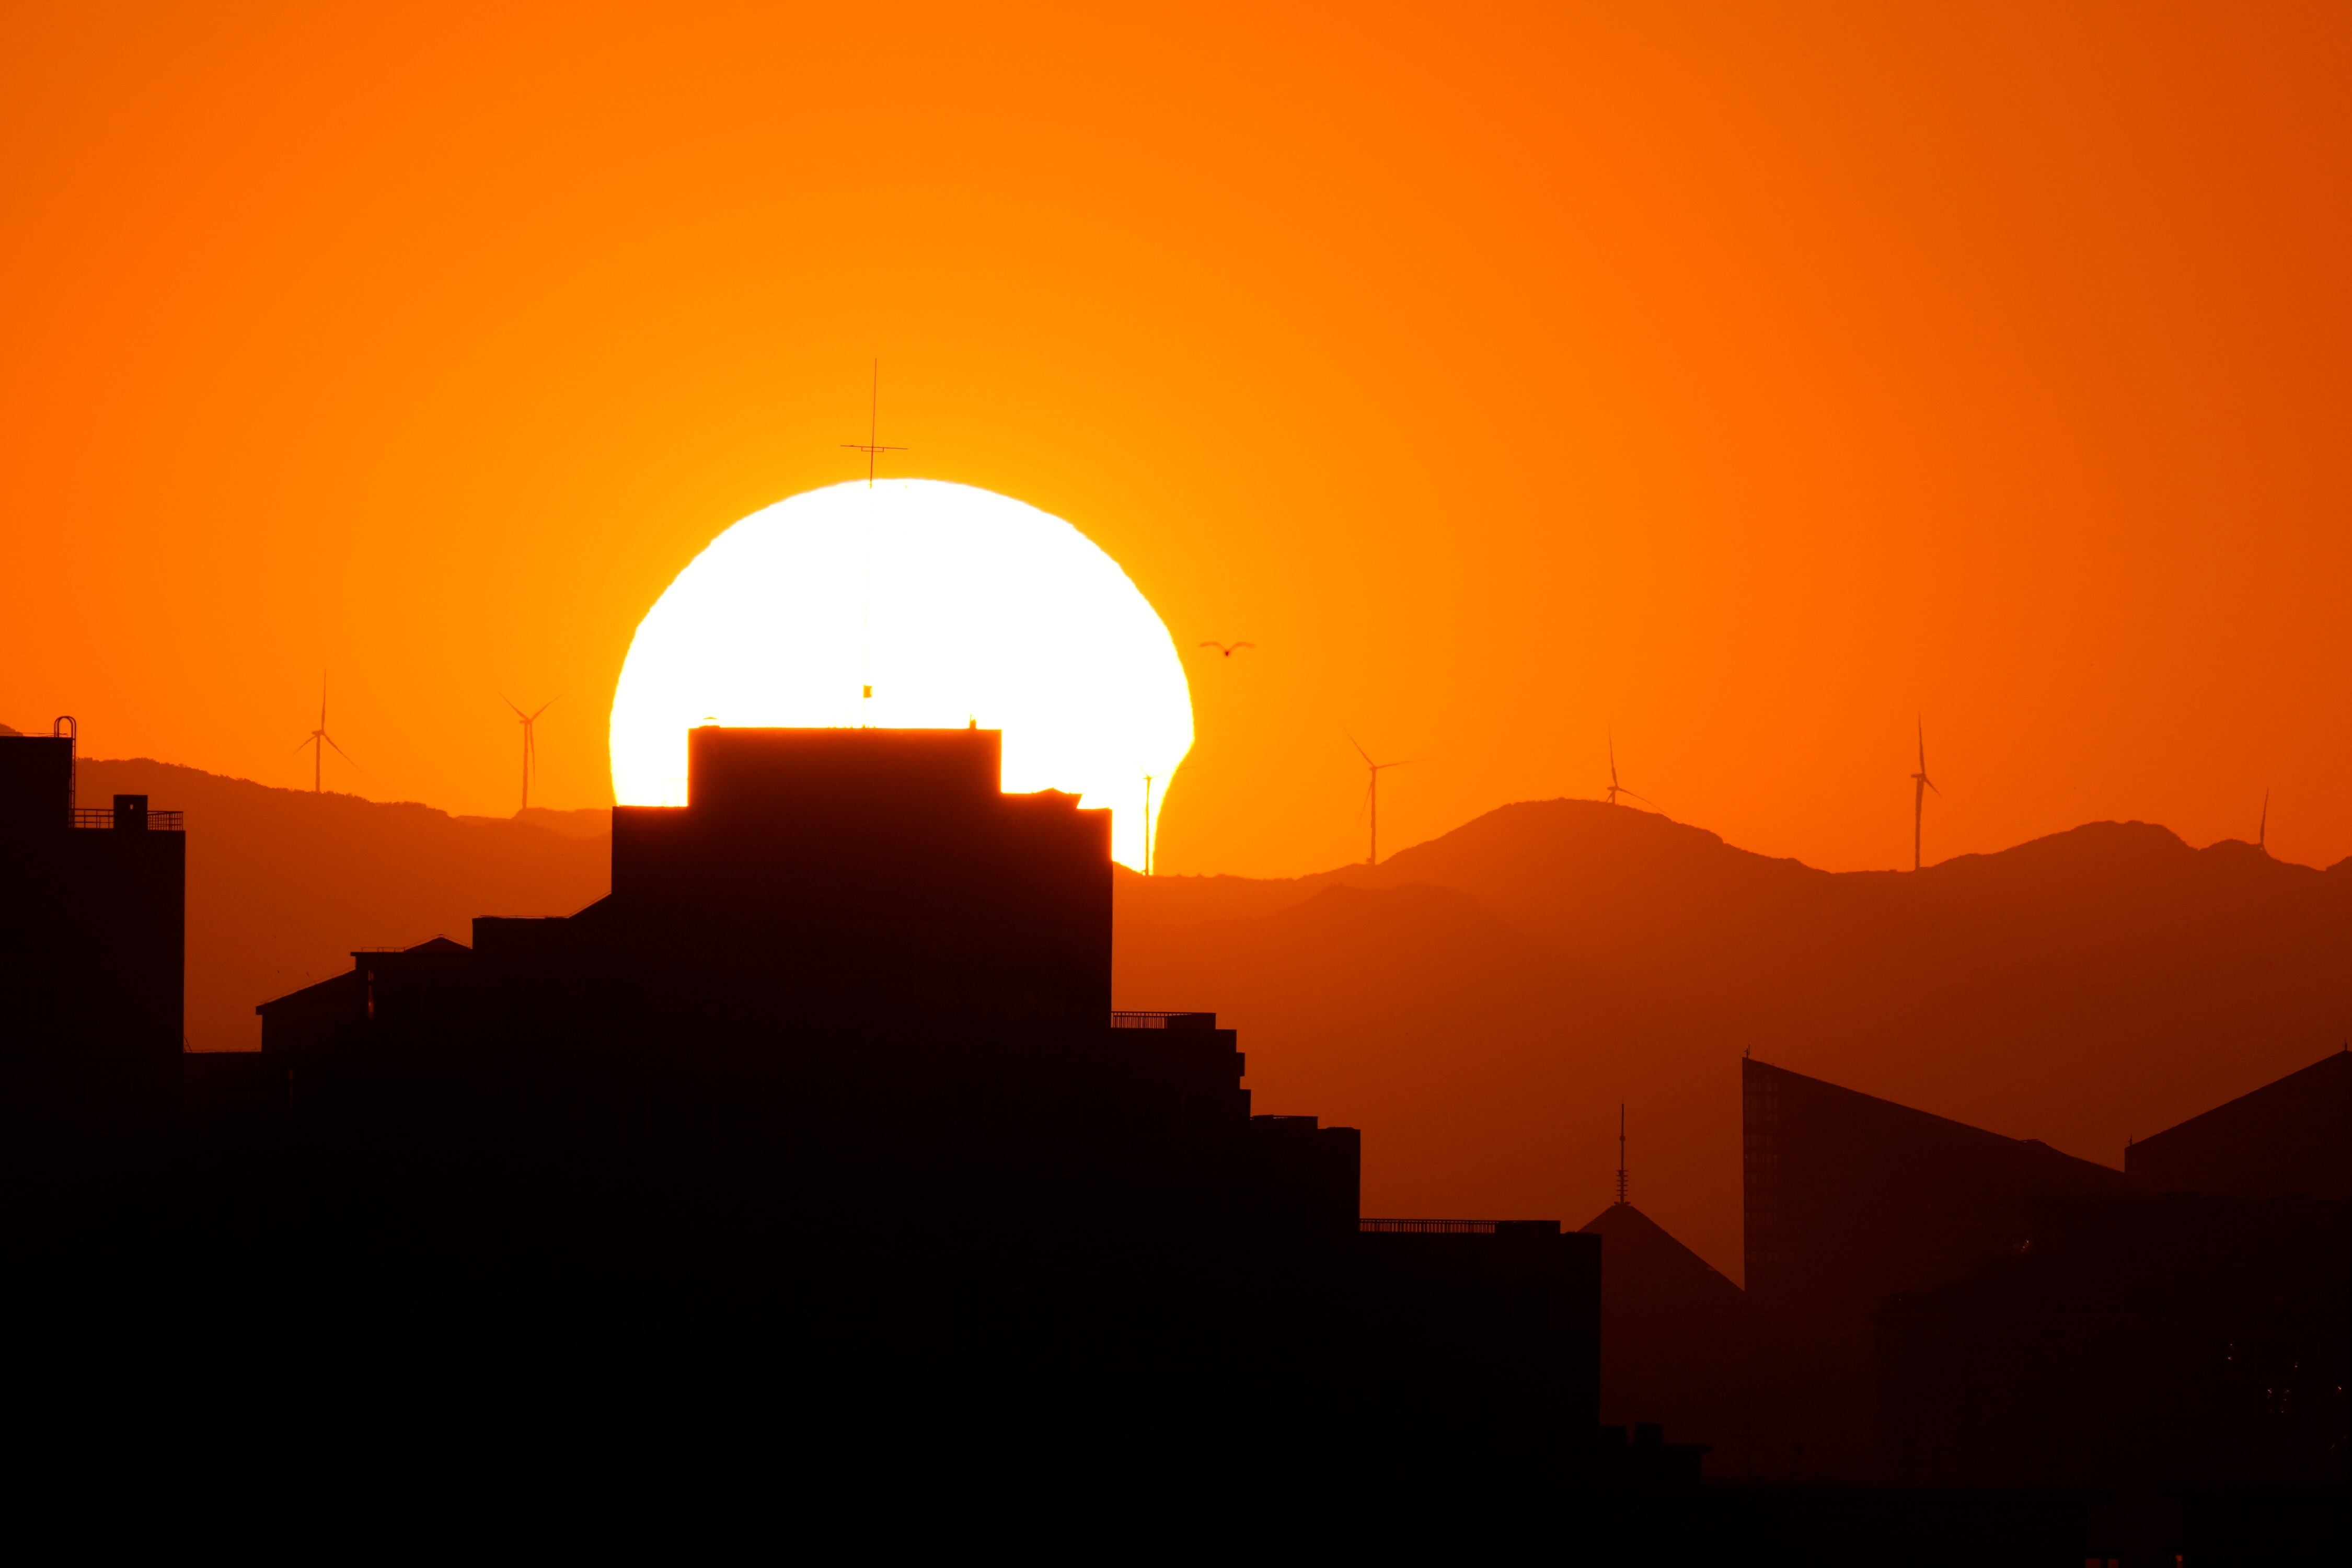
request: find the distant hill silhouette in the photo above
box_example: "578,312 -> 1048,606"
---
73,762 -> 2348,1274
79,759 -> 608,1054
1118,799 -> 2352,1274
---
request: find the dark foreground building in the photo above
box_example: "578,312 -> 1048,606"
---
2126,1047 -> 2351,1202
0,721 -> 183,1133
165,727 -> 1598,1491
1879,1052 -> 2351,1558
1579,1198 -> 1759,1481
1741,1057 -> 2132,1478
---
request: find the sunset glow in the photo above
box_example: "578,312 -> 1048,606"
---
609,479 -> 1193,869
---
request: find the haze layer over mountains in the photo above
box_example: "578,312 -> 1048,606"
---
91,756 -> 2350,1277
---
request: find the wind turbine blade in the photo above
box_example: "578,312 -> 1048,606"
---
1343,729 -> 1373,766
291,735 -> 316,757
502,693 -> 528,720
531,697 -> 558,721
322,734 -> 358,766
1924,778 -> 1941,796
1622,789 -> 1654,805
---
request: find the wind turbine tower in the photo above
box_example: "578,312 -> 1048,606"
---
1604,731 -> 1651,809
293,678 -> 355,793
1346,732 -> 1415,867
1910,716 -> 1940,872
2259,789 -> 2269,852
504,695 -> 557,814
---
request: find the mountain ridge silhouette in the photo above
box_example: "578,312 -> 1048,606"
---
69,759 -> 2348,1278
1119,799 -> 2352,1275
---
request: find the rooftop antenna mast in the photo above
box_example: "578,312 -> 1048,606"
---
1616,1103 -> 1628,1206
1346,730 -> 1416,867
502,695 -> 556,814
1604,730 -> 1651,808
293,675 -> 356,793
1910,716 -> 1940,872
841,360 -> 906,725
840,359 -> 906,488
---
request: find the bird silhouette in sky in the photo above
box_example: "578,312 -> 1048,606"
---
1200,641 -> 1256,659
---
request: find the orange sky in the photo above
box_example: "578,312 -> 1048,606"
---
4,2 -> 2347,878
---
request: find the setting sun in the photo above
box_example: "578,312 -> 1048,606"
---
608,478 -> 1192,869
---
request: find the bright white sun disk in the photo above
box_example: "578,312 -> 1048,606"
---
609,479 -> 1192,870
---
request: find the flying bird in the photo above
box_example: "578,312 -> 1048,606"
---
1199,641 -> 1256,659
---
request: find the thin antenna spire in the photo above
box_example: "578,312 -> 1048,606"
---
1616,1103 -> 1628,1206
840,360 -> 905,722
840,359 -> 906,488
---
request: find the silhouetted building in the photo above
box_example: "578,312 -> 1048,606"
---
2126,1048 -> 2351,1201
213,726 -> 1589,1487
1741,1058 -> 2131,1477
1878,1193 -> 2348,1493
1581,1200 -> 1758,1480
0,722 -> 183,1130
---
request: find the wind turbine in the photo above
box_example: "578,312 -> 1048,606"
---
503,695 -> 557,814
1346,731 -> 1416,867
1604,731 -> 1650,808
1910,716 -> 1939,872
2258,789 -> 2269,852
293,677 -> 355,793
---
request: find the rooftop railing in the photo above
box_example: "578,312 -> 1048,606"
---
1109,1010 -> 1218,1031
70,808 -> 182,831
1358,1218 -> 1566,1236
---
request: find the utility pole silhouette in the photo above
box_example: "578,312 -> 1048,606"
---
292,677 -> 355,793
1910,716 -> 1940,872
841,360 -> 906,487
1346,731 -> 1415,867
1604,731 -> 1650,808
503,695 -> 557,814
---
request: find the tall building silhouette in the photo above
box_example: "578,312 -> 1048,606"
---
1741,1058 -> 2132,1476
0,726 -> 183,1129
2126,1048 -> 2350,1201
221,725 -> 1595,1486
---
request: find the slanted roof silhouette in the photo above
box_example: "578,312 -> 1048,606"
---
1581,1200 -> 1757,1468
2126,1048 -> 2350,1201
1743,1056 -> 2130,1331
